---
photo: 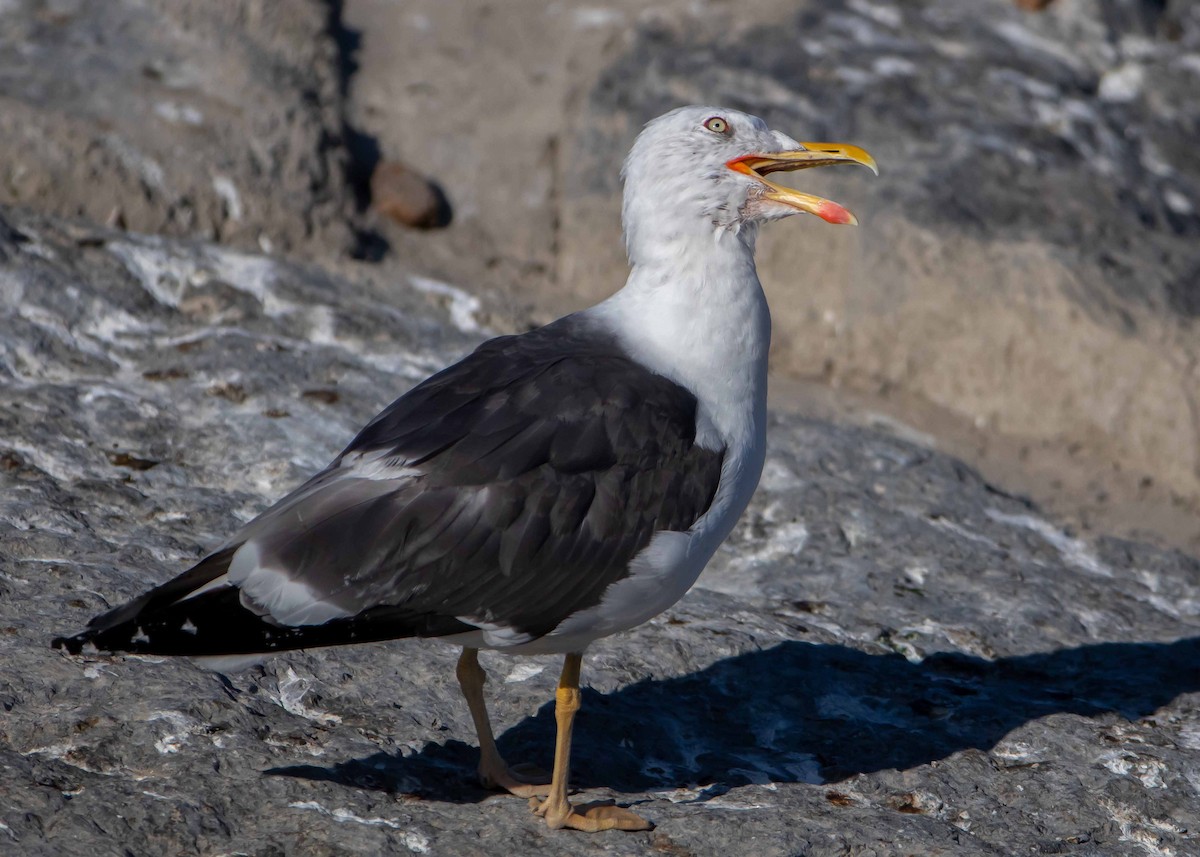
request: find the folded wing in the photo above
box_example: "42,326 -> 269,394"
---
54,319 -> 725,656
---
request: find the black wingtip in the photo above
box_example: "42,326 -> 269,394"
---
51,633 -> 86,654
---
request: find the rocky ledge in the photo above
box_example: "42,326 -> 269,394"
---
1,206 -> 1198,855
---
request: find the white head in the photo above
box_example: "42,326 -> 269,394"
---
621,106 -> 877,265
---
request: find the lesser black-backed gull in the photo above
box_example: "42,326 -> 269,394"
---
54,106 -> 876,832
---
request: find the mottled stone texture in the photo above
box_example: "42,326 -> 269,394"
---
1,207 -> 1198,855
0,0 -> 355,257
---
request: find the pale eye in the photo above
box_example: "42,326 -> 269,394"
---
703,116 -> 729,135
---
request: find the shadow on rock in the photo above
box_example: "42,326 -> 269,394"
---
269,739 -> 492,803
268,636 -> 1200,799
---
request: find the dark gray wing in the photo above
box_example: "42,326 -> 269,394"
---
57,317 -> 725,656
240,316 -> 725,635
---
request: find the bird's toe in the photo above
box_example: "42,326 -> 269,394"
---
530,796 -> 653,832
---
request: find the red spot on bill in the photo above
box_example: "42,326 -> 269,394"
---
815,200 -> 858,226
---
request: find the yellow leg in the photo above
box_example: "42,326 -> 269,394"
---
530,652 -> 653,832
455,648 -> 550,798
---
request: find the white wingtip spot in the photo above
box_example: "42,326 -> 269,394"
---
230,541 -> 355,626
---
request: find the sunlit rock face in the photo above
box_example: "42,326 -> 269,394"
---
560,0 -> 1200,524
0,0 -> 357,257
1,205 -> 1199,855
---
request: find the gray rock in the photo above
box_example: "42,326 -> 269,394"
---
2,205 -> 1199,855
587,0 -> 1200,318
0,0 -> 356,258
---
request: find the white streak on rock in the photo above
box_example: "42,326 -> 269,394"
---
80,304 -> 157,347
17,304 -> 120,364
148,710 -> 196,754
23,742 -> 79,762
112,239 -> 297,318
1099,798 -> 1184,856
928,516 -> 999,549
1099,63 -> 1145,103
985,509 -> 1113,577
4,439 -> 88,484
1164,189 -> 1193,215
408,275 -> 483,334
829,12 -> 885,45
305,304 -> 337,345
0,566 -> 29,586
744,521 -> 809,566
872,56 -> 916,77
504,662 -> 545,683
699,513 -> 809,598
572,7 -> 624,29
154,101 -> 204,126
661,784 -> 777,810
275,667 -> 343,724
864,411 -> 937,449
205,247 -> 291,317
212,175 -> 243,221
287,802 -> 430,852
1099,751 -> 1167,789
846,0 -> 901,29
110,242 -> 188,307
360,349 -> 446,378
156,729 -> 183,748
992,740 -> 1049,763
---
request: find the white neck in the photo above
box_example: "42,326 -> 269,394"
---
585,226 -> 771,456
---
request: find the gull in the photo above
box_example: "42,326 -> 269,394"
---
55,105 -> 875,832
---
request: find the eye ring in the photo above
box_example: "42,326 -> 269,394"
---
703,116 -> 730,135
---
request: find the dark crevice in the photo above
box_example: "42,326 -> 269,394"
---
324,0 -> 389,261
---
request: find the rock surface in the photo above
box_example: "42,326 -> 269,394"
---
0,0 -> 356,257
2,206 -> 1199,856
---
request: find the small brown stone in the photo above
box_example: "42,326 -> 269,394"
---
370,160 -> 449,229
1014,0 -> 1056,10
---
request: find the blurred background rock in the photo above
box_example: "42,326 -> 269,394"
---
1,0 -> 1197,553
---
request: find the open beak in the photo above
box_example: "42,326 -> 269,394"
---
727,144 -> 878,225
